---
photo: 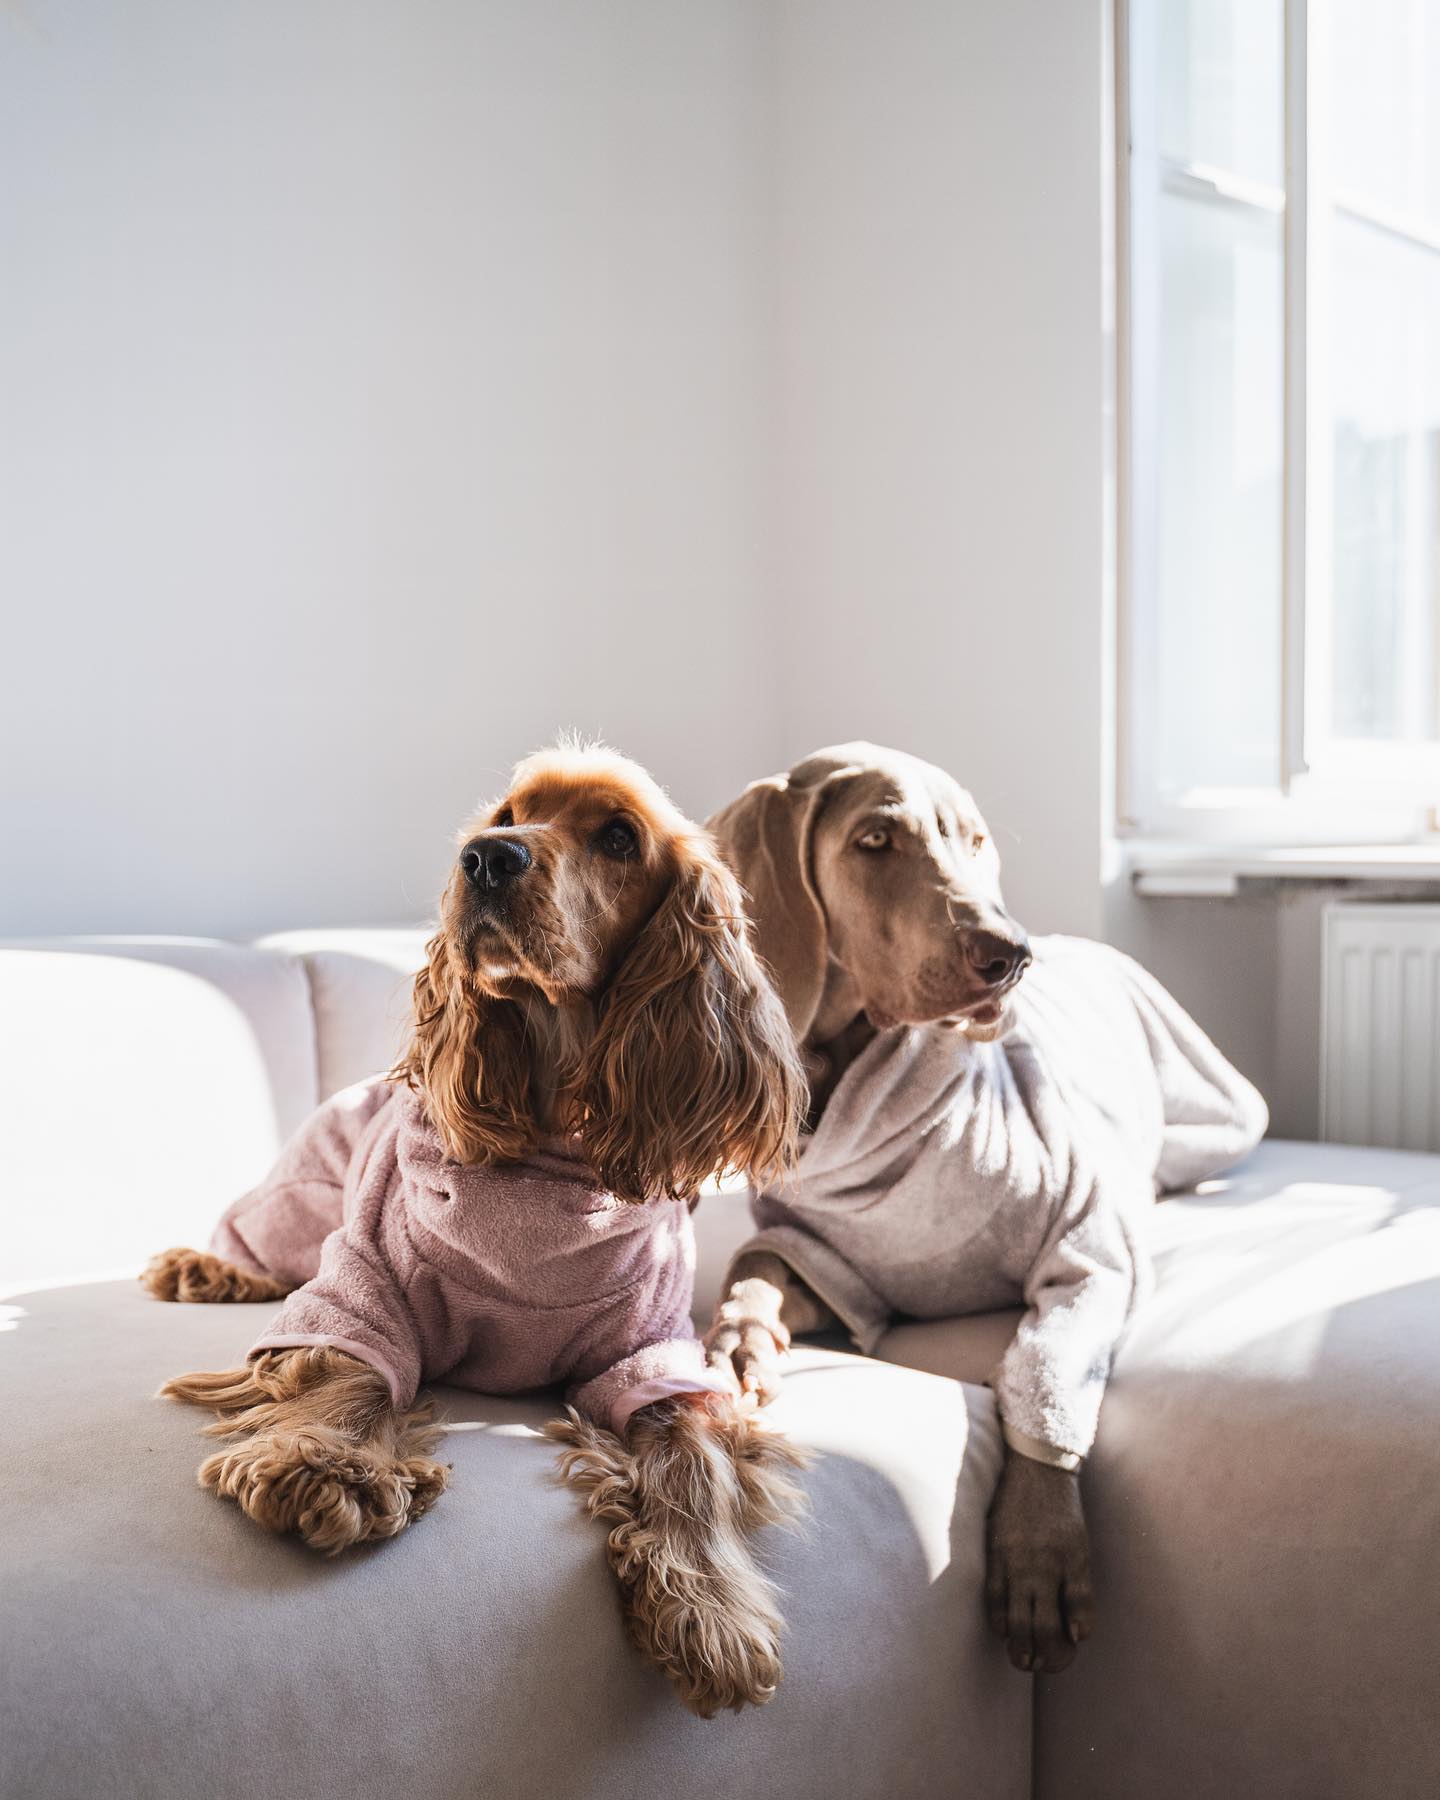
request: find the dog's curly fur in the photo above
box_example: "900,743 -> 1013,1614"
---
393,749 -> 801,1202
152,743 -> 809,1714
141,1246 -> 292,1305
546,1394 -> 809,1716
162,1347 -> 449,1553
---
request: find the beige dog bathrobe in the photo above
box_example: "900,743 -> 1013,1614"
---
735,935 -> 1267,1468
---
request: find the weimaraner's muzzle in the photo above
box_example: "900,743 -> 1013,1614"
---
708,740 -> 1031,1047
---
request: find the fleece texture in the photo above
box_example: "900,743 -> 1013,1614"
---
214,1079 -> 727,1433
732,936 -> 1268,1465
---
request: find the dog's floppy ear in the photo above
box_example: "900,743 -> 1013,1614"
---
392,932 -> 538,1166
707,773 -> 834,1042
575,834 -> 806,1203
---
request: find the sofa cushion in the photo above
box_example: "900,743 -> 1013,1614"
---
1032,1137 -> 1440,1800
259,928 -> 429,1100
0,939 -> 317,1291
875,1309 -> 1026,1390
0,1278 -> 1028,1800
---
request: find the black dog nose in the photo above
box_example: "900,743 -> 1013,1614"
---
460,835 -> 532,890
966,928 -> 1032,989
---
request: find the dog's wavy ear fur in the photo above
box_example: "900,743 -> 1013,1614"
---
393,932 -> 538,1165
576,835 -> 806,1203
707,772 -> 839,1043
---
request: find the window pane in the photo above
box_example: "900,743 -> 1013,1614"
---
1157,0 -> 1284,185
1328,218 -> 1440,742
1152,191 -> 1284,797
1332,0 -> 1440,237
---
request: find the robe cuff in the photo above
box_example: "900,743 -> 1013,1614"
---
1001,1420 -> 1084,1472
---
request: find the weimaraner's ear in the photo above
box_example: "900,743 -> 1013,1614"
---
708,775 -> 830,1041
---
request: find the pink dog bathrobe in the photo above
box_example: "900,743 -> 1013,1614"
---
211,1077 -> 728,1434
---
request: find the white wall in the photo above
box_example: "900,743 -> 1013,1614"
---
2,0 -> 1117,949
759,0 -> 1316,1111
767,0 -> 1111,941
1,0 -> 777,936
3,0 -> 1302,1115
1105,885 -> 1283,1120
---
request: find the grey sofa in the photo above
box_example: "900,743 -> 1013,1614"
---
2,933 -> 1436,1799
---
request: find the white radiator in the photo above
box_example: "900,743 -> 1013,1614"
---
1321,902 -> 1440,1151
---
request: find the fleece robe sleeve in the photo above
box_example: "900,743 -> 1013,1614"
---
560,1218 -> 735,1436
211,1077 -> 395,1287
991,1142 -> 1148,1469
250,1220 -> 424,1409
569,1338 -> 731,1435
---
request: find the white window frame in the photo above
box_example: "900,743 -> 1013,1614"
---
1116,0 -> 1440,846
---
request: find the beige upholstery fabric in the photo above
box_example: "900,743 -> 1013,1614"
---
866,1141 -> 1440,1799
689,1182 -> 757,1326
8,930 -> 1437,1798
0,1281 -> 1027,1800
259,928 -> 429,1100
0,928 -> 428,1291
1030,1139 -> 1440,1800
0,939 -> 317,1291
876,1309 -> 1026,1391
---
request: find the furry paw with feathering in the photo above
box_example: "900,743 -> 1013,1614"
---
547,1393 -> 810,1717
141,1246 -> 292,1305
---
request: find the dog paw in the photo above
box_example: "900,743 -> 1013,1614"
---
141,1247 -> 290,1305
396,1452 -> 449,1524
199,1430 -> 450,1554
702,1280 -> 790,1406
985,1456 -> 1094,1674
986,1542 -> 1094,1675
626,1563 -> 784,1717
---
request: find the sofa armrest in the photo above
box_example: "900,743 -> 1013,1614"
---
0,938 -> 317,1291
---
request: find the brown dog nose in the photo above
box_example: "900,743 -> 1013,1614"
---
460,835 -> 532,891
965,928 -> 1032,989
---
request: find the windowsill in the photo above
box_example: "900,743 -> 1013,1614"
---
1127,841 -> 1440,898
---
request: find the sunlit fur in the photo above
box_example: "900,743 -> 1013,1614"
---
394,743 -> 805,1197
141,1247 -> 291,1304
545,1393 -> 809,1717
154,743 -> 810,1715
161,1348 -> 448,1554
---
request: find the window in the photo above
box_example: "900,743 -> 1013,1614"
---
1119,0 -> 1440,841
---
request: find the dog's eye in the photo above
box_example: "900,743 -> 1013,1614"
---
855,828 -> 891,852
598,819 -> 638,858
493,805 -> 514,828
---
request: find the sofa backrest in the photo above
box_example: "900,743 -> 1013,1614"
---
259,928 -> 430,1099
0,930 -> 427,1292
0,926 -> 753,1316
